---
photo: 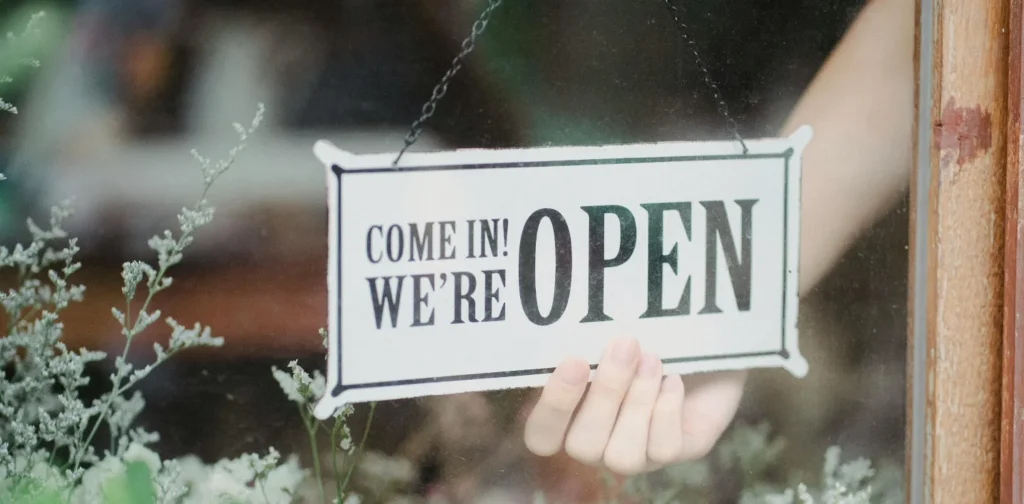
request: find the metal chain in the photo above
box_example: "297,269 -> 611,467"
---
392,0 -> 505,166
393,0 -> 749,165
660,0 -> 748,154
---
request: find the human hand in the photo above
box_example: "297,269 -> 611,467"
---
522,336 -> 746,475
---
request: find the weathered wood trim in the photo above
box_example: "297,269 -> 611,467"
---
907,0 -> 933,499
910,0 -> 1010,501
1002,0 -> 1024,501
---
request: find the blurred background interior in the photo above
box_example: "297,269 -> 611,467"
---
0,0 -> 907,501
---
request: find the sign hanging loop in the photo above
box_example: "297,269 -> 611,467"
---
660,0 -> 748,154
392,0 -> 750,167
393,0 -> 505,166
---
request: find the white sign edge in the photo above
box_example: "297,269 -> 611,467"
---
311,126 -> 812,420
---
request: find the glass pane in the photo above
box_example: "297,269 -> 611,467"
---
0,0 -> 912,502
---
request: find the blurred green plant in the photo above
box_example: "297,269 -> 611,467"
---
0,2 -> 66,114
469,0 -> 635,146
94,462 -> 156,504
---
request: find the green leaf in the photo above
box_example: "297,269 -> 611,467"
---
101,461 -> 156,504
8,487 -> 64,504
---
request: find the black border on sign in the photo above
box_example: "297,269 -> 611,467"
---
329,149 -> 794,396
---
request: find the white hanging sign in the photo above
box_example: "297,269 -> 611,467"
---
311,127 -> 812,419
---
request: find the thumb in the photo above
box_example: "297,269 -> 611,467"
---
677,370 -> 747,460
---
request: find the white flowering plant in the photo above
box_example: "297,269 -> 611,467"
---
0,7 -> 44,115
269,349 -> 384,504
0,7 -> 905,503
591,421 -> 904,504
0,88 -> 316,502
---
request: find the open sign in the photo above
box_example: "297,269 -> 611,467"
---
312,127 -> 811,419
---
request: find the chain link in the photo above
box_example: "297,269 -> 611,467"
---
392,0 -> 505,166
392,0 -> 749,166
661,0 -> 748,154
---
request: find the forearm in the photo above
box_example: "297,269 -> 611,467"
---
781,0 -> 915,294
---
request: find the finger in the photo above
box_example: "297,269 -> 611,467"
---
677,370 -> 747,460
523,357 -> 590,456
603,352 -> 663,475
564,336 -> 640,464
647,374 -> 686,465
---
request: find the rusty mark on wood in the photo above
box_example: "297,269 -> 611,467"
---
934,97 -> 995,168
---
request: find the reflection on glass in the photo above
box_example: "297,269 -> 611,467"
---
0,0 -> 911,502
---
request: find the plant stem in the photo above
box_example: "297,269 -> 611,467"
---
331,418 -> 344,502
257,480 -> 271,504
301,405 -> 326,504
9,305 -> 40,332
71,219 -> 191,473
9,261 -> 28,330
339,402 -> 376,498
70,339 -> 133,472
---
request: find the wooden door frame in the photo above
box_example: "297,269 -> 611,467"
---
1003,1 -> 1024,502
909,0 -> 1021,502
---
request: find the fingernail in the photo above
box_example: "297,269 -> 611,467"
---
662,375 -> 683,392
611,337 -> 639,366
554,359 -> 589,386
638,353 -> 661,378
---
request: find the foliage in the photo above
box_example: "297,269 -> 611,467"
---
0,93 -> 288,501
605,422 -> 904,504
516,420 -> 903,504
0,4 -> 49,116
0,14 -> 306,497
